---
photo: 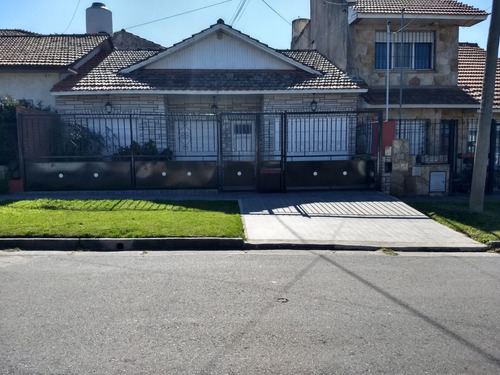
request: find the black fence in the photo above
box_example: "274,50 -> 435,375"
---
15,111 -> 500,193
17,111 -> 381,191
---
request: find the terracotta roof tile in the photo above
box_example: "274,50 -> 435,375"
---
458,43 -> 500,109
0,34 -> 110,68
352,0 -> 488,16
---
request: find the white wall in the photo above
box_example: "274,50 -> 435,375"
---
146,32 -> 294,71
0,72 -> 60,108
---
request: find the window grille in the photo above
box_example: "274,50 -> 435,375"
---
375,31 -> 434,70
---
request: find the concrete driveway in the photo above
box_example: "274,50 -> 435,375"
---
238,191 -> 486,251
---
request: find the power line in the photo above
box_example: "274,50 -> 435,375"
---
62,0 -> 81,34
230,0 -> 251,26
125,0 -> 233,30
259,0 -> 316,46
260,0 -> 291,26
229,0 -> 246,25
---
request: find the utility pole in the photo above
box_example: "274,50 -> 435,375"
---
469,0 -> 500,213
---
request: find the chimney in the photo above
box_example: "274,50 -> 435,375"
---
86,2 -> 113,34
292,18 -> 309,44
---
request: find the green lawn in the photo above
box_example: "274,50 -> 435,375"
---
0,199 -> 243,238
408,201 -> 500,246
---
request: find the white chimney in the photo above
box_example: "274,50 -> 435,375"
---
292,18 -> 309,43
86,2 -> 113,34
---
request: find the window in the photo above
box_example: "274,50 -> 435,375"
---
375,31 -> 434,70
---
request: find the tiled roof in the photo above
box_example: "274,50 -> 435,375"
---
458,43 -> 500,109
352,0 -> 488,16
112,29 -> 166,50
0,29 -> 39,36
52,49 -> 363,93
0,34 -> 110,68
361,87 -> 479,106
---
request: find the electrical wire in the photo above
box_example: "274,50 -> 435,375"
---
229,0 -> 246,25
260,0 -> 292,26
230,0 -> 251,26
233,0 -> 252,26
125,0 -> 233,30
62,0 -> 81,34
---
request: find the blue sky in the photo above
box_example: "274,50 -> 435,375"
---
0,0 -> 494,50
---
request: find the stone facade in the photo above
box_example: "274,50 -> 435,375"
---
166,94 -> 262,113
55,94 -> 166,114
263,93 -> 358,112
387,139 -> 450,196
351,23 -> 459,87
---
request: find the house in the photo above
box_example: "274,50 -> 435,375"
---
3,1 -> 499,194
292,0 -> 499,195
0,30 -> 112,108
10,3 -> 375,192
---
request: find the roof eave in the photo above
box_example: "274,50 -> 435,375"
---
52,88 -> 368,96
350,12 -> 488,26
362,103 -> 480,109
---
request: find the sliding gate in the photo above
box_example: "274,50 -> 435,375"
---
17,111 -> 379,192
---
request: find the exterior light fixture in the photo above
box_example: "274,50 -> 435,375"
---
310,94 -> 318,112
211,95 -> 218,113
105,96 -> 112,114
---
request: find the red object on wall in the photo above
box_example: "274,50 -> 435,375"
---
372,121 -> 396,156
8,179 -> 24,192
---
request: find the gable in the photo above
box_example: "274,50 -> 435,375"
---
144,30 -> 296,71
120,21 -> 320,74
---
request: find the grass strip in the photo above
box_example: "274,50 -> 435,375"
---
0,199 -> 243,238
408,201 -> 500,245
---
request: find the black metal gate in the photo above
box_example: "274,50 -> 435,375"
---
16,111 -> 380,192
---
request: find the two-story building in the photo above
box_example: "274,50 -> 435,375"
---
292,0 -> 499,195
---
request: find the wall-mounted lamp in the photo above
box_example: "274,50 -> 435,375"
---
105,96 -> 112,114
211,95 -> 218,113
310,94 -> 318,112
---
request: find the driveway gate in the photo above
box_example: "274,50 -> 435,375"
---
16,111 -> 380,192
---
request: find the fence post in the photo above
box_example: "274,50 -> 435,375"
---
216,112 -> 223,192
377,110 -> 383,191
281,111 -> 287,192
448,120 -> 458,194
15,112 -> 25,190
129,114 -> 136,189
487,119 -> 497,194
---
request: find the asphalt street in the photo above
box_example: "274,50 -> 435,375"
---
1,250 -> 499,374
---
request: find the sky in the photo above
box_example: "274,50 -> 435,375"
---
0,0 -> 494,51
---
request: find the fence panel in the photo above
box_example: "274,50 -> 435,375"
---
17,111 -> 380,191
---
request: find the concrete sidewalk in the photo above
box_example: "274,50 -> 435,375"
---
0,190 -> 489,251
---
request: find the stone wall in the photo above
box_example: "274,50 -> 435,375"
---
350,23 -> 459,87
55,94 -> 167,114
55,93 -> 360,114
166,95 -> 262,113
387,139 -> 449,196
263,93 -> 358,112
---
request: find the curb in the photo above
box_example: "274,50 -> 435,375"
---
0,238 -> 490,252
0,238 -> 245,251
